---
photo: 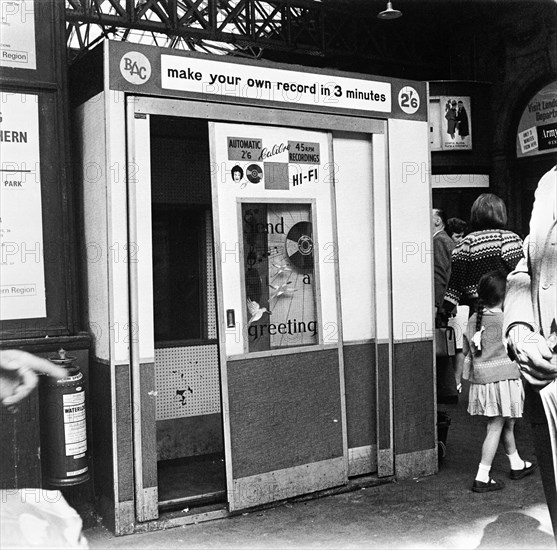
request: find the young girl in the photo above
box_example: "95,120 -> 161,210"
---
463,270 -> 537,492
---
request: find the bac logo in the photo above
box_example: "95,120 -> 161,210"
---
120,52 -> 151,85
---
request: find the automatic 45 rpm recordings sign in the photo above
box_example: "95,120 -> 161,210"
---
0,92 -> 46,320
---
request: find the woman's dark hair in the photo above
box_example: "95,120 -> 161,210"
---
469,193 -> 508,231
475,270 -> 507,334
446,217 -> 467,237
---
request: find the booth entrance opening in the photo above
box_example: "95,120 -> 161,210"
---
124,93 -> 398,523
149,116 -> 226,509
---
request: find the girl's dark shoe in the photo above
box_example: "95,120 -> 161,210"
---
510,461 -> 538,480
471,478 -> 505,493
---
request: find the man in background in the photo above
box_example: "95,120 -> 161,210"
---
433,208 -> 457,403
433,208 -> 455,326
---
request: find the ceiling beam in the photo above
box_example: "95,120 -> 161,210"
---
65,0 -> 446,71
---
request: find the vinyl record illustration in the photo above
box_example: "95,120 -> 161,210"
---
285,221 -> 314,270
246,164 -> 263,184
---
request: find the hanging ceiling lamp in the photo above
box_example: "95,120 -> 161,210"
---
377,1 -> 402,19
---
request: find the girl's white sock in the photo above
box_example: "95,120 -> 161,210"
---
507,450 -> 530,470
475,462 -> 491,483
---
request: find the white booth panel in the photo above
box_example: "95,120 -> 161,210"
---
127,112 -> 155,363
371,134 -> 391,342
76,95 -> 111,362
388,119 -> 433,341
333,132 -> 374,342
106,92 -> 132,364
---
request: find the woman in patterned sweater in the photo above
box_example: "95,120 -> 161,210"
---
443,193 -> 523,317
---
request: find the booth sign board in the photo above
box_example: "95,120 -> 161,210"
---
108,42 -> 427,121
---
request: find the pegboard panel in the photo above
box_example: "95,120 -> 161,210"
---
155,345 -> 221,421
205,211 -> 217,339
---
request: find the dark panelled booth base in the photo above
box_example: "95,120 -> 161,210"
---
394,340 -> 437,477
343,343 -> 377,476
89,359 -> 135,534
343,343 -> 376,451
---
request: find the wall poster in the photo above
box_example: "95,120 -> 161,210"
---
429,95 -> 472,151
0,0 -> 37,70
516,81 -> 557,158
0,92 -> 46,320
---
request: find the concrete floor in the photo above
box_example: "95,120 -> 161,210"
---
85,392 -> 556,549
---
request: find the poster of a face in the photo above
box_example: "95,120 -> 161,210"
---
430,96 -> 472,151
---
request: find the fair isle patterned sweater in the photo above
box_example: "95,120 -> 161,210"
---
444,229 -> 523,307
463,310 -> 520,384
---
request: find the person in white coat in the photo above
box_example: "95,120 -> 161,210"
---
504,165 -> 557,540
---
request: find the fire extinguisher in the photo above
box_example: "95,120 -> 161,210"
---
39,348 -> 90,486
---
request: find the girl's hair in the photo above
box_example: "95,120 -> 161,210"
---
446,217 -> 467,237
469,193 -> 508,231
475,270 -> 507,334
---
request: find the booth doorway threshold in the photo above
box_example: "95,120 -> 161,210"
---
158,452 -> 227,512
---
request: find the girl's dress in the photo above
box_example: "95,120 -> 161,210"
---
463,309 -> 523,418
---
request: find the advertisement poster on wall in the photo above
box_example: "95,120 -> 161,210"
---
430,96 -> 472,151
0,0 -> 37,70
0,92 -> 46,320
516,81 -> 557,158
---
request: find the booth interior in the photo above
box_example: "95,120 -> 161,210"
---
150,116 -> 225,507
